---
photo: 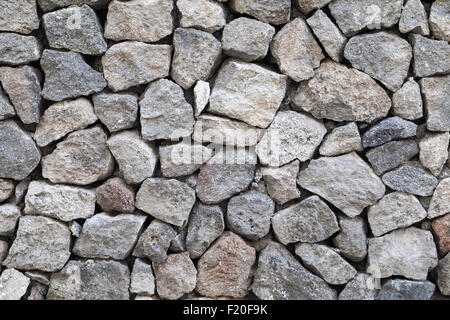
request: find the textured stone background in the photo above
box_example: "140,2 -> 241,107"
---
0,0 -> 449,300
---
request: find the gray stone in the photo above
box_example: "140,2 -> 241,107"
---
367,227 -> 438,280
428,178 -> 450,219
437,253 -> 450,296
34,97 -> 98,147
38,0 -> 111,12
272,196 -> 339,245
399,0 -> 430,35
0,179 -> 14,203
171,28 -> 222,90
366,140 -> 419,175
11,178 -> 30,205
69,221 -> 81,238
107,130 -> 158,185
0,269 -> 30,300
419,132 -> 449,177
362,117 -> 418,148
377,279 -> 435,300
392,78 -> 423,120
177,0 -> 226,33
420,75 -> 450,132
186,204 -> 224,259
208,59 -> 287,128
298,152 -> 386,217
104,0 -> 174,43
0,241 -> 7,265
4,216 -> 71,272
430,0 -> 450,42
102,42 -> 172,92
296,0 -> 332,14
0,87 -> 15,121
0,204 -> 21,237
96,177 -> 135,214
338,273 -> 377,300
41,50 -> 106,102
0,66 -> 42,124
270,17 -> 324,82
319,122 -> 363,157
135,178 -> 196,227
24,180 -> 96,222
42,126 -> 114,185
230,0 -> 290,25
252,242 -> 337,300
368,192 -> 427,237
382,165 -> 439,197
0,120 -> 41,180
260,160 -> 301,205
193,81 -> 210,117
222,17 -> 275,62
0,33 -> 41,66
47,259 -> 130,300
333,215 -> 368,262
0,0 -> 39,34
130,258 -> 155,296
293,61 -> 391,123
410,34 -> 450,78
140,79 -> 195,141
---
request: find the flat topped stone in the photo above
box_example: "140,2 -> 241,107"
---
177,0 -> 226,33
382,165 -> 439,197
410,34 -> 450,78
230,0 -> 291,25
420,75 -> 450,132
0,0 -> 40,34
319,122 -> 363,156
0,33 -> 42,66
362,116 -> 417,148
377,279 -> 435,300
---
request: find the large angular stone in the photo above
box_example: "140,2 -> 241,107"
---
410,34 -> 450,78
256,110 -> 327,167
96,178 -> 135,214
319,122 -> 363,156
428,178 -> 450,219
135,178 -> 196,227
333,215 -> 368,262
432,214 -> 450,255
208,59 -> 287,128
34,98 -> 98,147
0,179 -> 14,203
367,227 -> 438,280
0,0 -> 39,34
130,259 -> 155,296
338,273 -> 377,300
0,204 -> 21,237
430,0 -> 450,42
107,130 -> 157,185
196,232 -> 256,298
296,0 -> 332,14
171,28 -> 222,90
0,87 -> 15,121
382,165 -> 439,197
252,242 -> 337,300
4,216 -> 71,272
0,120 -> 40,180
41,50 -> 106,102
43,5 -> 107,55
420,75 -> 450,132
0,269 -> 30,300
399,0 -> 430,35
392,78 -> 423,120
298,153 -> 385,217
177,0 -> 226,33
102,42 -> 171,92
93,92 -> 138,133
377,279 -> 435,300
0,33 -> 41,66
362,117 -> 417,148
366,140 -> 419,175
230,0 -> 290,25
293,61 -> 391,123
140,79 -> 195,141
104,0 -> 174,43
24,180 -> 96,222
260,160 -> 300,205
437,254 -> 450,296
419,132 -> 449,177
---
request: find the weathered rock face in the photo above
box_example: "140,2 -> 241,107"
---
298,153 -> 386,217
96,178 -> 135,213
319,122 -> 363,156
0,204 -> 21,237
261,160 -> 301,205
252,242 -> 337,300
399,0 -> 429,35
230,0 -> 291,25
430,0 -> 450,42
0,0 -> 40,34
377,279 -> 436,300
437,254 -> 450,296
362,117 -> 417,148
93,92 -> 138,133
0,268 -> 31,300
293,61 -> 391,123
382,165 -> 439,197
420,75 -> 450,132
177,0 -> 226,33
410,34 -> 450,78
432,214 -> 450,255
338,273 -> 377,300
366,140 -> 419,175
0,87 -> 15,121
37,0 -> 111,12
0,33 -> 42,66
392,78 -> 423,120
297,0 -> 332,14
428,178 -> 450,219
419,132 -> 449,177
193,81 -> 210,117
333,215 -> 368,262
0,179 -> 14,203
130,259 -> 155,296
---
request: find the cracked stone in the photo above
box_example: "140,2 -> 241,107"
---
366,140 -> 419,175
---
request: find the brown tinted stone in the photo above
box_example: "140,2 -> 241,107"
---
432,214 -> 450,255
96,177 -> 135,213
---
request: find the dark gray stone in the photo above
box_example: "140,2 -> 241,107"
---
377,279 -> 435,300
382,165 -> 439,196
362,117 -> 418,148
366,140 -> 419,175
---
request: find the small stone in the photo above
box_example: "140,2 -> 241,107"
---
298,152 -> 386,217
27,282 -> 47,300
96,178 -> 135,213
410,34 -> 450,78
338,273 -> 377,300
186,204 -> 225,259
102,42 -> 172,92
196,148 -> 256,204
382,165 -> 439,197
367,227 -> 438,280
252,241 -> 337,300
24,271 -> 50,286
319,122 -> 363,156
230,0 -> 290,25
208,59 -> 287,128
153,252 -> 197,300
171,28 -> 222,90
0,204 -> 21,237
399,0 -> 430,35
41,49 -> 106,102
419,132 -> 450,177
130,258 -> 155,296
24,180 -> 96,222
0,241 -> 7,264
368,192 -> 427,237
437,254 -> 450,296
0,179 -> 14,203
362,117 -> 418,148
296,0 -> 332,14
196,232 -> 256,298
430,0 -> 450,42
420,75 -> 450,132
135,178 -> 196,227
428,178 -> 450,219
107,130 -> 158,185
4,216 -> 71,272
293,61 -> 391,123
11,178 -> 30,205
432,214 -> 450,255
333,215 -> 368,262
260,160 -> 301,205
34,98 -> 98,147
0,87 -> 15,121
73,213 -> 145,260
38,0 -> 111,12
43,5 -> 107,55
377,279 -> 435,300
0,269 -> 30,300
222,17 -> 275,62
0,0 -> 39,34
0,66 -> 42,124
170,229 -> 187,253
271,18 -> 324,82
133,220 -> 177,263
366,140 -> 419,175
42,126 -> 114,185
69,221 -> 82,238
177,0 -> 226,33
47,259 -> 130,300
0,120 -> 41,180
307,10 -> 347,62
0,33 -> 41,66
140,79 -> 195,141
272,196 -> 339,245
104,0 -> 174,43
392,78 -> 424,120
256,110 -> 327,167
92,92 -> 138,133
193,81 -> 210,117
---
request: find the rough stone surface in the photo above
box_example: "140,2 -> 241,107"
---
96,178 -> 135,213
230,0 -> 291,25
0,268 -> 30,300
410,34 -> 450,78
0,87 -> 15,121
130,258 -> 155,296
430,0 -> 450,42
420,75 -> 450,132
0,179 -> 14,203
260,160 -> 300,205
338,273 -> 377,300
428,178 -> 450,219
177,0 -> 226,33
432,214 -> 450,255
366,140 -> 419,175
362,117 -> 418,148
333,215 -> 368,262
319,122 -> 363,156
437,254 -> 450,296
38,0 -> 111,12
93,92 -> 138,133
419,132 -> 450,177
0,33 -> 42,66
0,204 -> 21,237
399,0 -> 430,35
382,165 -> 439,197
377,279 -> 436,300
297,0 -> 332,14
392,78 -> 423,120
193,81 -> 210,117
0,0 -> 40,34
